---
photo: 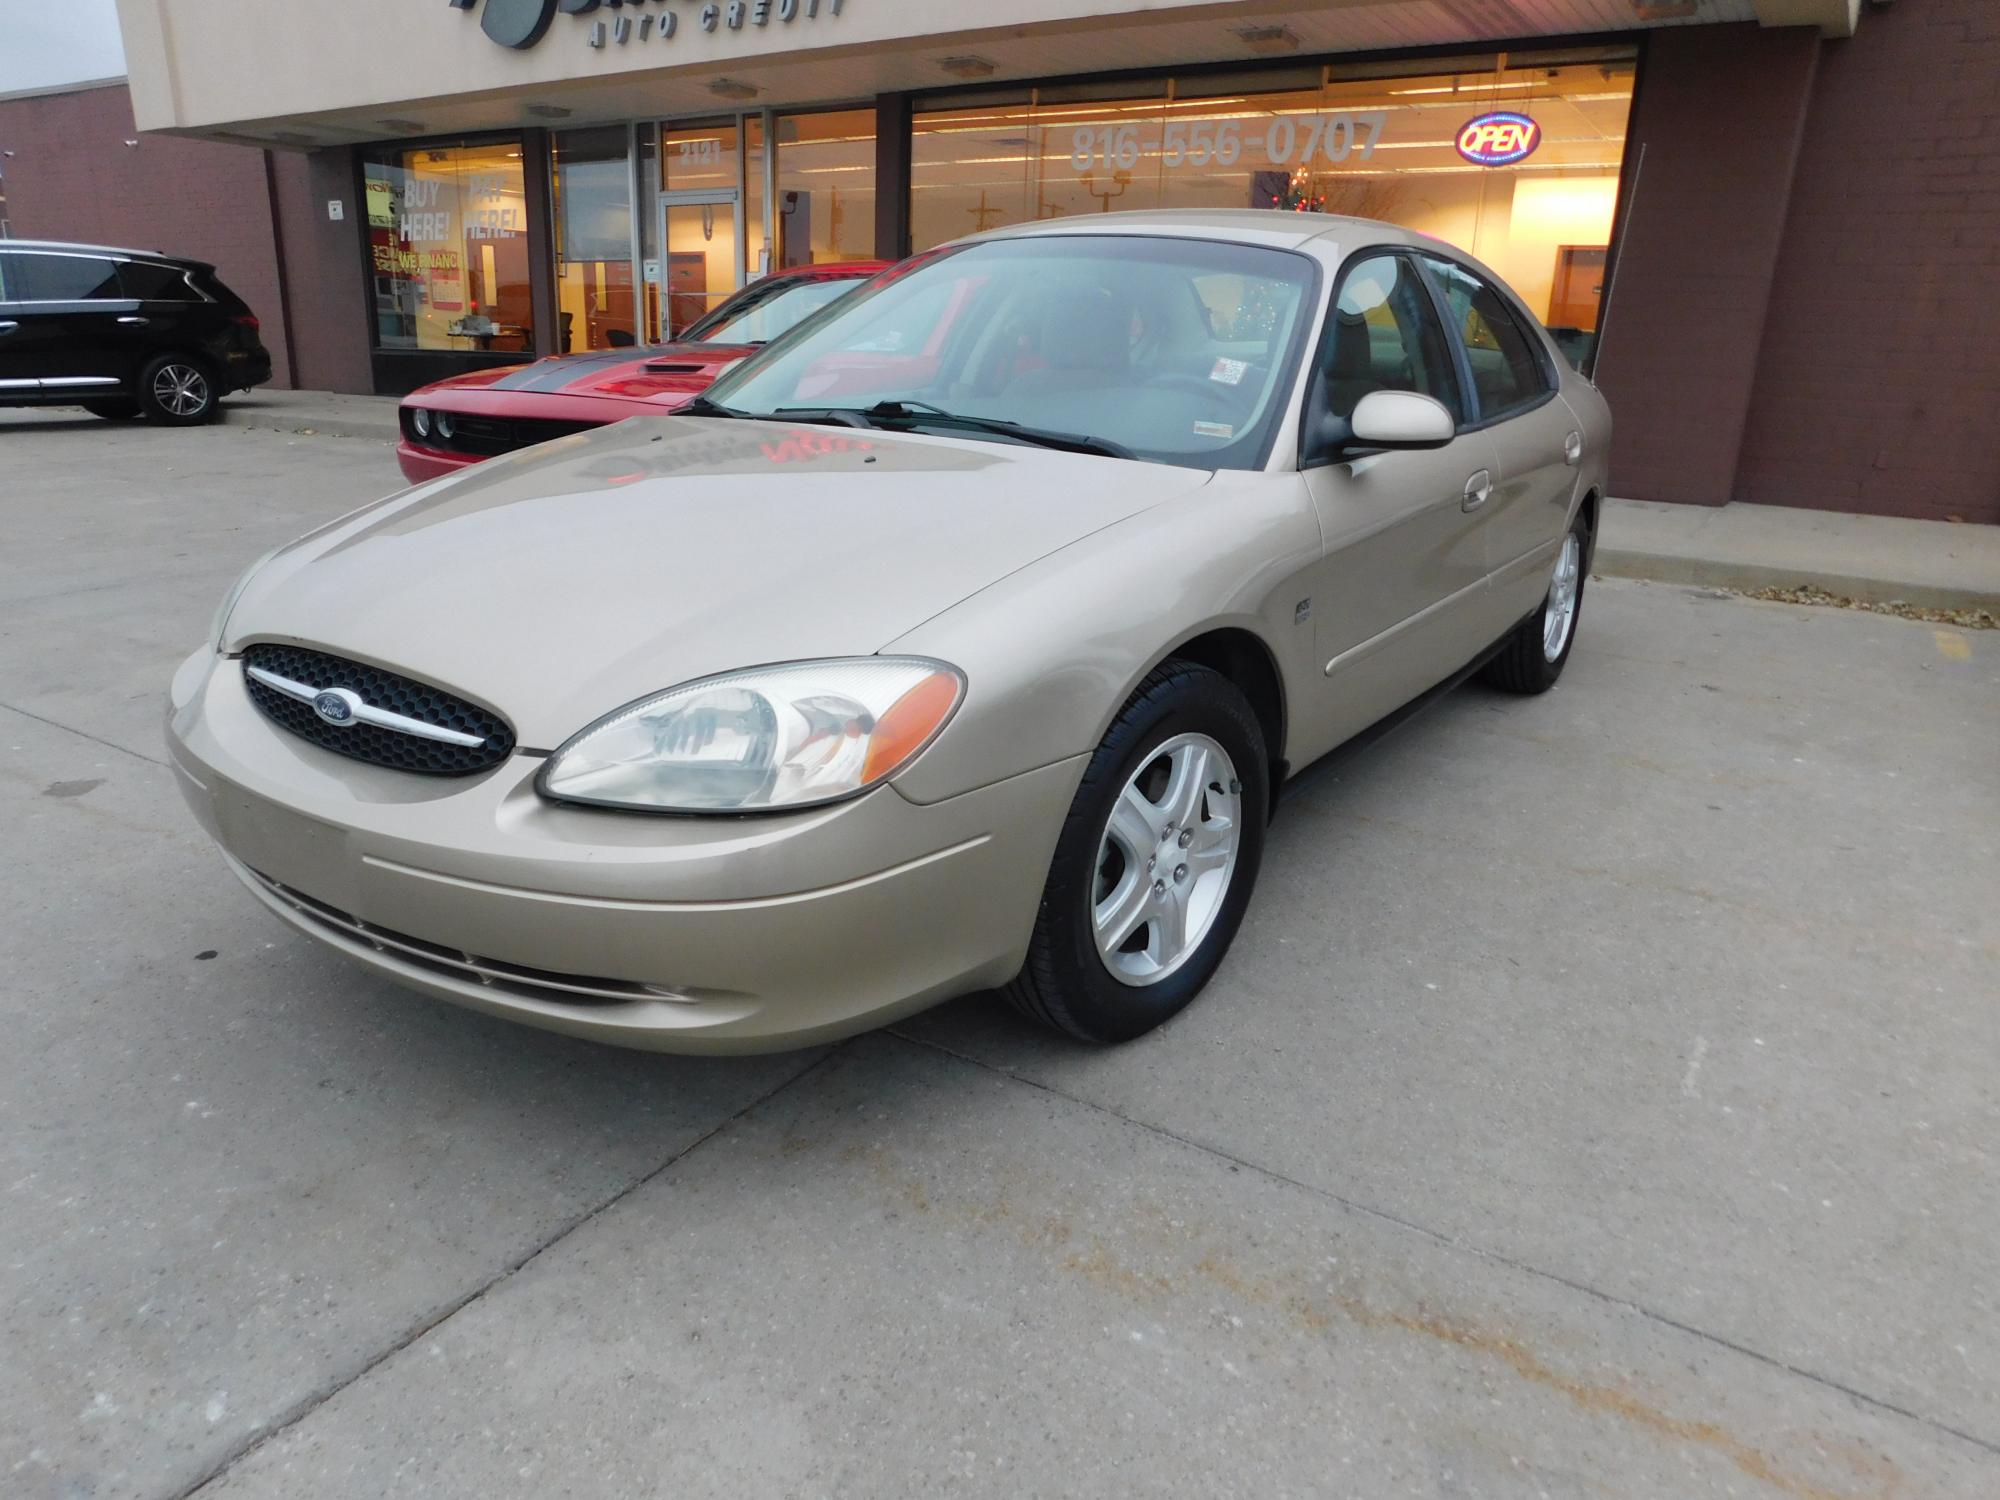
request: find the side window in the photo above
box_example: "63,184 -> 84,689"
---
1321,253 -> 1461,425
5,253 -> 124,302
120,262 -> 201,301
0,253 -> 13,302
1417,255 -> 1548,420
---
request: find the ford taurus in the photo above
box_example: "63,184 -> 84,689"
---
168,211 -> 1610,1053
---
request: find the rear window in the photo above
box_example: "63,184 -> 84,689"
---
0,252 -> 124,302
120,262 -> 204,301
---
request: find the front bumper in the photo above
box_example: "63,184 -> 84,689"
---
396,440 -> 483,484
167,649 -> 1080,1053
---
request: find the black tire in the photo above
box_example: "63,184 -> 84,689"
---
1481,507 -> 1590,695
80,400 -> 142,421
1005,660 -> 1269,1043
137,355 -> 220,425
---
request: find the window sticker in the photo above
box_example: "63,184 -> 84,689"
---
1193,420 -> 1235,439
1209,357 -> 1248,386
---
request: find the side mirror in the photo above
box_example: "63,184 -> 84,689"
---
1346,390 -> 1456,451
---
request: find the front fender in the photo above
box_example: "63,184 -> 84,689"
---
885,471 -> 1321,805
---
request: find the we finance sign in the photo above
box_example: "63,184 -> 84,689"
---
453,0 -> 845,52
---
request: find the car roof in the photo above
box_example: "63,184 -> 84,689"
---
962,209 -> 1433,253
1,238 -> 205,267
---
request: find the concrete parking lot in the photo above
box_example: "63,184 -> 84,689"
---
3,406 -> 1996,1499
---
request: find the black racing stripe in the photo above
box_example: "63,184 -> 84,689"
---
487,350 -> 644,393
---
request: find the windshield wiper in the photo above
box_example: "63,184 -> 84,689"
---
681,394 -> 745,418
772,405 -> 877,431
858,399 -> 1134,460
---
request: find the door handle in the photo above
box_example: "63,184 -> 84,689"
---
1563,430 -> 1583,466
0,321 -> 18,336
117,315 -> 151,327
1462,469 -> 1493,512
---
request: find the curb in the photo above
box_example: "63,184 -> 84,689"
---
1593,547 -> 2000,614
223,411 -> 399,443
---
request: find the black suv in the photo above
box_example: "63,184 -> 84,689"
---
0,241 -> 273,424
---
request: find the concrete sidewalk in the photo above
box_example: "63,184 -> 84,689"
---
1598,496 -> 2000,613
216,389 -> 1999,610
221,388 -> 402,443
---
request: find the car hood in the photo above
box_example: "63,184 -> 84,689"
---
412,343 -> 754,408
228,417 -> 1211,749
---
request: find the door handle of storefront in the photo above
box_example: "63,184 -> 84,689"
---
1563,430 -> 1584,466
1462,470 -> 1493,512
117,316 -> 151,327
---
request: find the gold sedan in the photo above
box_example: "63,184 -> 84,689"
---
169,212 -> 1610,1052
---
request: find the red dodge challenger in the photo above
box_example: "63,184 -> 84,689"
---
396,260 -> 887,483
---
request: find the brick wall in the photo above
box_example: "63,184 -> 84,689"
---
1593,24 -> 1820,508
0,81 -> 295,387
1735,0 -> 2000,525
268,149 -> 373,395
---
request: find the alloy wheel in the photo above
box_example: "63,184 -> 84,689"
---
1542,531 -> 1582,662
1091,732 -> 1241,987
153,363 -> 211,418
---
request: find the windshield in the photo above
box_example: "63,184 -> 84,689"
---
704,236 -> 1318,470
686,276 -> 862,346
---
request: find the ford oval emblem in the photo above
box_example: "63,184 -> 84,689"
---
1456,112 -> 1542,167
312,689 -> 359,727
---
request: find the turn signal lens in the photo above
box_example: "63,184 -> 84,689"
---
538,658 -> 965,814
862,671 -> 963,784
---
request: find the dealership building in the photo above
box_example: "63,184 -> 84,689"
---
0,0 -> 1992,523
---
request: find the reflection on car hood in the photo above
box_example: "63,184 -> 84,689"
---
229,417 -> 1211,748
410,342 -> 756,408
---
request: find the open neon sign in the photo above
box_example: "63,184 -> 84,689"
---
1455,112 -> 1542,167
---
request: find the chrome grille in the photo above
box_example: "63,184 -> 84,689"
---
241,643 -> 514,776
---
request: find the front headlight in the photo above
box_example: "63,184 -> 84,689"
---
538,658 -> 964,814
209,548 -> 279,648
411,407 -> 431,439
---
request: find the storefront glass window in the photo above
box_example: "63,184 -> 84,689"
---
774,109 -> 877,266
552,127 -> 635,352
657,121 -> 743,338
363,140 -> 534,354
637,109 -> 880,342
912,49 -> 1634,363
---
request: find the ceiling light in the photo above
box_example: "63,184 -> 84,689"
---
708,78 -> 759,101
938,55 -> 997,79
527,103 -> 572,120
1388,79 -> 1545,96
377,118 -> 425,134
1235,25 -> 1299,54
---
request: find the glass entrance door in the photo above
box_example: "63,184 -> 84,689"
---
658,192 -> 741,340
